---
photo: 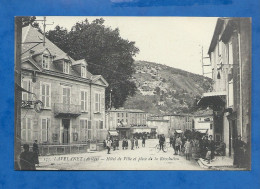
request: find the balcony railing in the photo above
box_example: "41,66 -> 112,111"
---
54,103 -> 81,117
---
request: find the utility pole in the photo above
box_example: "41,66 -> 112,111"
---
14,17 -> 22,170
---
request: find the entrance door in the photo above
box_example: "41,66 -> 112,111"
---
62,119 -> 70,144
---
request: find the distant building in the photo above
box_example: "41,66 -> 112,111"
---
163,114 -> 193,136
105,108 -> 148,139
147,116 -> 169,137
193,115 -> 214,137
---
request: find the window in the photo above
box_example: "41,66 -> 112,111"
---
80,90 -> 88,112
63,61 -> 70,74
117,113 -> 120,117
62,87 -> 71,104
228,79 -> 234,107
41,117 -> 50,142
100,121 -> 104,129
22,79 -> 33,101
21,117 -> 33,142
81,66 -> 87,78
79,119 -> 88,141
41,82 -> 51,108
42,54 -> 50,69
228,41 -> 233,65
122,113 -> 124,117
118,119 -> 120,123
95,93 -> 101,113
126,113 -> 128,117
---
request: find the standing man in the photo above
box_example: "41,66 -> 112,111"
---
33,140 -> 39,167
233,135 -> 246,168
106,137 -> 112,154
142,136 -> 146,147
19,144 -> 36,170
159,134 -> 166,152
131,136 -> 135,150
208,135 -> 215,160
175,135 -> 182,155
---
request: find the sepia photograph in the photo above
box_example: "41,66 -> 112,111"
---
14,16 -> 251,171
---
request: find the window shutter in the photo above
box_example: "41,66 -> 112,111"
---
88,121 -> 91,129
100,121 -> 103,129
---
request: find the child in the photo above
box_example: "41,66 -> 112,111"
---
205,147 -> 212,164
184,138 -> 192,160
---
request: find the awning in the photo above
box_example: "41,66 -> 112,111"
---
197,91 -> 226,107
175,130 -> 183,134
196,129 -> 208,134
109,131 -> 118,136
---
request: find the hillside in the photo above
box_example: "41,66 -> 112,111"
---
123,60 -> 212,115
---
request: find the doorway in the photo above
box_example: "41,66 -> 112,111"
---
62,119 -> 70,144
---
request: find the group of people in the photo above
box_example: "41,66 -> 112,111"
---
104,136 -> 146,154
169,135 -> 220,162
19,140 -> 40,170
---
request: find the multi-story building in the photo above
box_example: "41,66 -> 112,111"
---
21,26 -> 108,148
198,18 -> 251,165
147,116 -> 169,138
193,115 -> 214,137
164,114 -> 193,136
105,108 -> 148,139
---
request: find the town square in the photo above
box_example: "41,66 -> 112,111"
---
14,16 -> 251,171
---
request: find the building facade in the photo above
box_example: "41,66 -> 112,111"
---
193,115 -> 214,137
21,26 -> 108,146
105,108 -> 148,139
198,18 -> 251,164
147,116 -> 169,137
164,114 -> 193,136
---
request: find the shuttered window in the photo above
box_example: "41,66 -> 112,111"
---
41,82 -> 51,108
21,117 -> 33,142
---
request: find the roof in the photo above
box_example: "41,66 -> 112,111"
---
21,25 -> 107,87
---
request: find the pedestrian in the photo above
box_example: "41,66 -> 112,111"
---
33,140 -> 39,167
135,137 -> 139,148
142,136 -> 146,147
172,135 -> 176,154
131,137 -> 135,150
159,134 -> 166,152
19,144 -> 36,170
201,136 -> 209,159
116,138 -> 119,150
184,138 -> 192,160
103,140 -> 107,148
106,138 -> 112,154
175,135 -> 182,155
233,135 -> 246,168
125,138 -> 129,149
122,138 -> 126,150
112,137 -> 116,151
208,135 -> 215,160
170,136 -> 173,147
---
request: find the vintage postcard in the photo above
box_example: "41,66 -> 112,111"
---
14,16 -> 251,170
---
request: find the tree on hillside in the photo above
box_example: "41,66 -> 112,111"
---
46,18 -> 139,108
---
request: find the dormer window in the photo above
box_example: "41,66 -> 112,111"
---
63,61 -> 70,74
42,54 -> 50,69
81,66 -> 87,78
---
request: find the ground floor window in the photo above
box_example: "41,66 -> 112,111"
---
41,117 -> 50,142
21,117 -> 33,142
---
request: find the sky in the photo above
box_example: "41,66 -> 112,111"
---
39,16 -> 218,76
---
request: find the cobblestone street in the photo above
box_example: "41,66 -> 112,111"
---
38,139 -> 203,170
